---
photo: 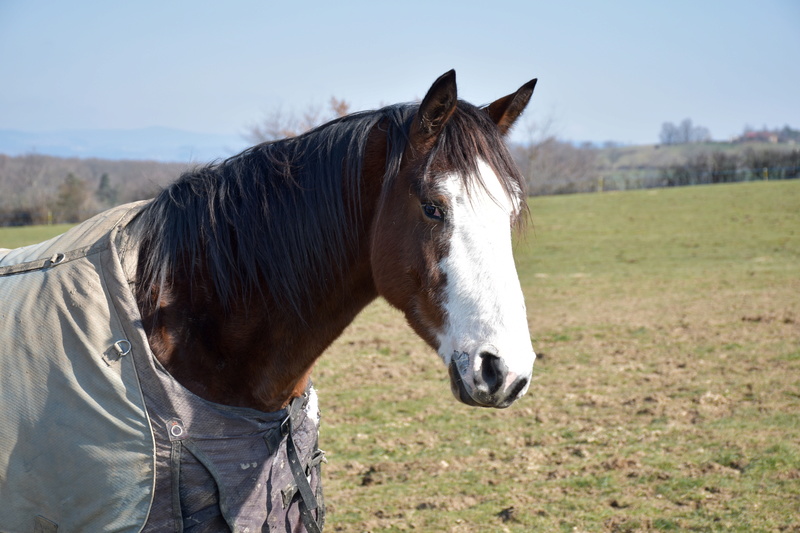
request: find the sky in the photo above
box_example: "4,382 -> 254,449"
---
1,0 -> 798,146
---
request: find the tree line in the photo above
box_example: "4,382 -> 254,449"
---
657,148 -> 800,187
513,119 -> 799,194
2,106 -> 798,226
512,141 -> 799,195
0,154 -> 189,226
2,143 -> 797,226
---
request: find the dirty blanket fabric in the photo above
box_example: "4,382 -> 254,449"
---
0,202 -> 324,532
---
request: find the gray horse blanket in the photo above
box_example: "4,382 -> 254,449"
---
0,202 -> 324,532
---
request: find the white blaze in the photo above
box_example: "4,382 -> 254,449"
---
435,159 -> 535,395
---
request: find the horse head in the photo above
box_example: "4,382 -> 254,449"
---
371,71 -> 537,408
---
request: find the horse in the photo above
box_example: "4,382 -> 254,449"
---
0,70 -> 537,532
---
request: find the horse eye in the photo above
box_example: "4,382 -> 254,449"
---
422,203 -> 444,221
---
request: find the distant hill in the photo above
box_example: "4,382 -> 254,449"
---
513,139 -> 799,195
594,140 -> 799,169
0,127 -> 250,163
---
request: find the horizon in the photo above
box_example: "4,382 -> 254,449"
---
0,121 -> 797,165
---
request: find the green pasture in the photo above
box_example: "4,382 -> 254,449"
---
0,223 -> 73,250
2,181 -> 798,531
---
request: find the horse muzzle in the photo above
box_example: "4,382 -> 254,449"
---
448,349 -> 531,409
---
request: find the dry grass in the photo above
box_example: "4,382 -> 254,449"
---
317,181 -> 800,532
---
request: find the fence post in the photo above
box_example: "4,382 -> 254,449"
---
762,167 -> 769,181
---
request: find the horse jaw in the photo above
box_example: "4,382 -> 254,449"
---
435,159 -> 535,408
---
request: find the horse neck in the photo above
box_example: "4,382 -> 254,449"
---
139,127 -> 388,412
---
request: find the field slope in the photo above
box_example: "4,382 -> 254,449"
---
2,181 -> 798,531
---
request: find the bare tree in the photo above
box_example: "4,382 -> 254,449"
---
511,113 -> 601,194
660,122 -> 679,145
523,138 -> 599,194
246,97 -> 352,144
328,97 -> 350,119
660,118 -> 711,145
53,173 -> 91,223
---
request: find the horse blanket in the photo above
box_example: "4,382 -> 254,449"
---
0,202 -> 325,532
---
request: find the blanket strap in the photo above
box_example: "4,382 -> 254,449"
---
283,395 -> 323,533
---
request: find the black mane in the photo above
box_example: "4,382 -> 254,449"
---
136,101 -> 526,320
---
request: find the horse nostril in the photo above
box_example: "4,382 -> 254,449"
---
509,376 -> 529,400
479,352 -> 507,395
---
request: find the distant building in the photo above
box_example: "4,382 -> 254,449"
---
733,126 -> 799,144
735,131 -> 779,143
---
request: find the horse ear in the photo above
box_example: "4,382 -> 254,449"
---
410,70 -> 458,152
483,78 -> 538,136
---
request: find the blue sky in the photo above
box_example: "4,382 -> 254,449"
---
1,0 -> 798,145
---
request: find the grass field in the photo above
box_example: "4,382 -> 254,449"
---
0,223 -> 74,250
3,181 -> 798,531
317,180 -> 800,532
